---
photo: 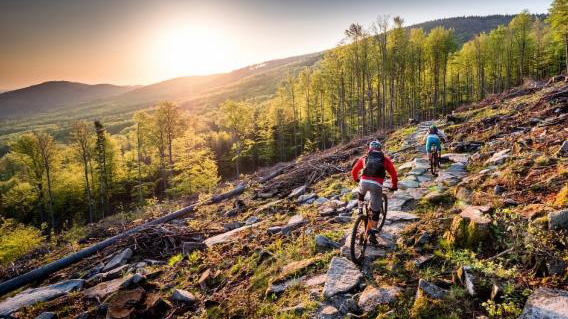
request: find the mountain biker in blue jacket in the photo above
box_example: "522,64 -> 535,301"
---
423,125 -> 446,161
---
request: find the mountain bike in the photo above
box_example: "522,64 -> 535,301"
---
350,191 -> 389,265
430,146 -> 440,176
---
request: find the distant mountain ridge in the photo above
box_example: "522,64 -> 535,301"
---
0,81 -> 137,118
0,14 -> 544,120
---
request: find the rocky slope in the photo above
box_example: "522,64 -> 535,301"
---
1,78 -> 568,318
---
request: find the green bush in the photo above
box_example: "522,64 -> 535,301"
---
0,218 -> 44,265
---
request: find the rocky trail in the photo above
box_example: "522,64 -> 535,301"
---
1,80 -> 568,318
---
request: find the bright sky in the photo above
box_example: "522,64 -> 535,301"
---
0,0 -> 551,91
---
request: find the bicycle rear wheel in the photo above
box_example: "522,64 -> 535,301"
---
350,214 -> 369,265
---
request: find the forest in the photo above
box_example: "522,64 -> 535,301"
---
1,6 -> 567,247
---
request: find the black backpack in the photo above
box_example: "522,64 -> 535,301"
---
363,151 -> 386,178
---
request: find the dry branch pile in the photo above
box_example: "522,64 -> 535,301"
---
260,135 -> 384,195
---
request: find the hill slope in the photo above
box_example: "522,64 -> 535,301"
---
1,78 -> 567,318
411,14 -> 547,45
0,81 -> 136,118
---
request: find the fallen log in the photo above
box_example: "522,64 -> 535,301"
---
259,164 -> 294,183
207,183 -> 247,204
0,183 -> 247,297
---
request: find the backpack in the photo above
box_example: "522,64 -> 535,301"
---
363,151 -> 386,178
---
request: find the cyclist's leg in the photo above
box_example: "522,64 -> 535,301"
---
367,183 -> 383,245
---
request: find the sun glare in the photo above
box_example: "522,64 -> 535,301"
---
151,22 -> 235,79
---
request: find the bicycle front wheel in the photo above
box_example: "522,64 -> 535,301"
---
350,214 -> 368,265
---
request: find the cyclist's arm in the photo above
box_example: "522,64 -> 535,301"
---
425,137 -> 432,153
351,157 -> 364,182
384,157 -> 398,190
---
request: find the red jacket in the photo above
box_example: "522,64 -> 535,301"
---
352,153 -> 398,189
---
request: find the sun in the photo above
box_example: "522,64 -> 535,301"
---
151,22 -> 234,79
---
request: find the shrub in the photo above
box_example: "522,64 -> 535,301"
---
0,218 -> 44,266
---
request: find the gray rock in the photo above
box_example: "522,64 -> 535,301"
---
83,275 -> 133,299
131,273 -> 145,284
346,200 -> 358,211
358,285 -> 401,313
414,254 -> 434,268
315,235 -> 341,250
557,141 -> 568,157
315,197 -> 330,205
35,312 -> 57,319
103,248 -> 133,272
317,305 -> 341,319
549,209 -> 568,231
323,257 -> 362,298
494,185 -> 506,196
183,241 -> 205,255
223,221 -> 244,232
0,280 -> 85,316
281,215 -> 307,235
297,193 -> 317,204
485,149 -> 511,165
288,185 -> 307,198
329,293 -> 358,314
503,199 -> 519,207
547,259 -> 567,276
266,277 -> 304,296
171,289 -> 197,303
519,288 -> 568,319
245,216 -> 261,225
415,232 -> 430,246
416,279 -> 448,299
399,179 -> 420,189
386,211 -> 420,222
267,226 -> 284,235
334,216 -> 352,224
204,222 -> 263,247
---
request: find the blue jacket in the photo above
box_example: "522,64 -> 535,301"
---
425,134 -> 442,153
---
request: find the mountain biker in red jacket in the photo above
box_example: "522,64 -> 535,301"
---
351,141 -> 398,245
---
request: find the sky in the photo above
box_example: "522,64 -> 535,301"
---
0,0 -> 551,91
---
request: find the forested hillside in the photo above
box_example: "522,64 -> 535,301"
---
410,14 -> 547,45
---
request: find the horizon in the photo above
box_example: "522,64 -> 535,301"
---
0,0 -> 550,91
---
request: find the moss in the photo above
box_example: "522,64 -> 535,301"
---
554,184 -> 568,207
443,215 -> 491,250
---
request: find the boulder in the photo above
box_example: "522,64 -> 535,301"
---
444,206 -> 492,248
297,193 -> 317,204
103,248 -> 133,272
106,288 -> 144,319
171,289 -> 197,303
494,185 -> 506,196
414,254 -> 434,268
83,276 -> 133,299
288,185 -> 307,198
333,216 -> 352,224
275,258 -> 316,282
198,269 -> 214,290
423,191 -> 451,205
549,209 -> 568,231
281,215 -> 307,235
357,285 -> 401,313
329,293 -> 358,314
245,216 -> 261,225
267,226 -> 284,235
316,305 -> 341,319
416,279 -> 448,299
557,141 -> 568,157
204,222 -> 263,247
315,235 -> 341,250
456,266 -> 492,298
485,149 -> 511,165
35,312 -> 57,319
223,221 -> 244,232
323,257 -> 362,298
278,303 -> 306,315
182,242 -> 206,255
386,211 -> 420,222
346,200 -> 358,211
0,280 -> 85,316
314,197 -> 330,205
519,288 -> 568,319
442,153 -> 470,164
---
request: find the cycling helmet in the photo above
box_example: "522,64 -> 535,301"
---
369,140 -> 382,151
429,124 -> 437,134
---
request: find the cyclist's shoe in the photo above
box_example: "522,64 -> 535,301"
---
368,232 -> 379,245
